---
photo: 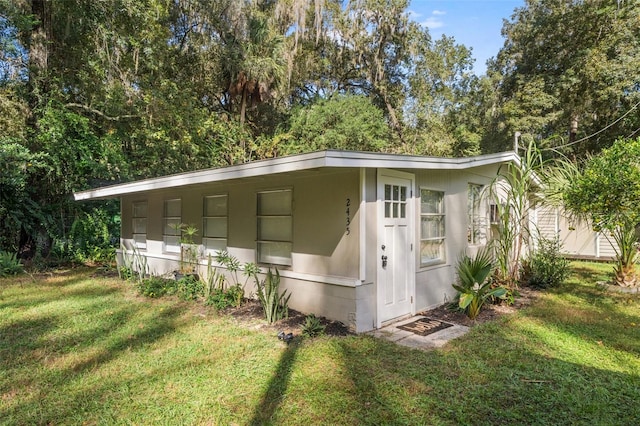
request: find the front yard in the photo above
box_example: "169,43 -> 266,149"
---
1,262 -> 638,425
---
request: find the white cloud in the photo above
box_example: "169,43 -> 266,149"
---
422,17 -> 445,29
432,10 -> 446,16
407,9 -> 422,20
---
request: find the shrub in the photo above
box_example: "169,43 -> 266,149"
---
452,248 -> 507,320
302,314 -> 325,338
118,266 -> 135,281
256,268 -> 290,324
206,289 -> 232,310
176,274 -> 203,301
0,251 -> 23,277
56,205 -> 119,264
205,284 -> 244,311
525,236 -> 570,289
137,276 -> 176,298
201,251 -> 259,306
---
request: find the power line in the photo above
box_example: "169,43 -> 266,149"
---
542,99 -> 640,151
626,126 -> 640,139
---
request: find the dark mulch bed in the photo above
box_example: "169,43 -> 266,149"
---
224,299 -> 353,337
418,285 -> 541,327
222,286 -> 540,336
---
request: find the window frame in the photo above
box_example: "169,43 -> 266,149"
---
132,200 -> 148,250
467,183 -> 487,246
202,194 -> 228,255
163,198 -> 182,253
256,188 -> 293,266
383,183 -> 408,219
420,188 -> 445,266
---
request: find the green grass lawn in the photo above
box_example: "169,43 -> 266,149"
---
1,262 -> 639,425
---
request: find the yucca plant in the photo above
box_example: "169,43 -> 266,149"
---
302,314 -> 326,338
255,268 -> 291,324
453,248 -> 506,320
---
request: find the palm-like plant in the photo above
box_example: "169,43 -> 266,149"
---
223,9 -> 285,127
490,140 -> 543,287
453,248 -> 506,320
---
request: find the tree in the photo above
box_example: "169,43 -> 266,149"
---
221,5 -> 285,128
274,94 -> 391,155
405,35 -> 478,156
0,0 -> 482,257
561,137 -> 640,287
0,141 -> 49,252
487,0 -> 640,155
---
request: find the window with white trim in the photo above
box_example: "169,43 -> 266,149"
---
163,198 -> 182,253
420,189 -> 445,265
132,201 -> 147,249
468,184 -> 486,245
203,195 -> 227,254
257,189 -> 292,266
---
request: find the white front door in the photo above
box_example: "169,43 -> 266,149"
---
377,170 -> 415,326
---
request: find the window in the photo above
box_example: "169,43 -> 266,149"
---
132,201 -> 147,249
420,189 -> 445,265
257,189 -> 292,265
163,198 -> 181,253
384,184 -> 407,218
203,195 -> 227,254
490,203 -> 501,224
468,184 -> 486,245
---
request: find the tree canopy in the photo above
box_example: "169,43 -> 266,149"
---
482,0 -> 640,154
561,137 -> 640,287
1,0 -> 639,258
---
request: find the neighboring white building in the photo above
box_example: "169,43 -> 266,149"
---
534,206 -> 619,260
75,149 -> 519,332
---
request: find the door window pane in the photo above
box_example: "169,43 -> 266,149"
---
384,184 -> 408,219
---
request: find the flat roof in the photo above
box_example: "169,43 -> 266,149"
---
74,149 -> 520,201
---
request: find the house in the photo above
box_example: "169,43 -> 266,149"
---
74,149 -> 519,332
534,206 -> 619,260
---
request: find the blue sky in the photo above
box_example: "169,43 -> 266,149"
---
408,0 -> 525,75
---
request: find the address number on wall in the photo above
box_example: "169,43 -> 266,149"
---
346,198 -> 351,235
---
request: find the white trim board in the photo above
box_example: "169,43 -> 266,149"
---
75,150 -> 520,201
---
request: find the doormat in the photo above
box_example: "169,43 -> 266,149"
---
396,317 -> 453,336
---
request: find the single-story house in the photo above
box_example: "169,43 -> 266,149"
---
74,149 -> 520,332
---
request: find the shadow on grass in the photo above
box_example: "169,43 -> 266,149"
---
330,328 -> 640,424
336,336 -> 405,423
0,274 -> 189,424
569,262 -> 614,283
0,315 -> 58,367
524,284 -> 640,355
0,273 -> 118,310
249,339 -> 300,425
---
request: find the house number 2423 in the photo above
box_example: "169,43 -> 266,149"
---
345,198 -> 351,235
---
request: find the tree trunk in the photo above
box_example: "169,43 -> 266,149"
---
569,114 -> 579,144
28,0 -> 52,113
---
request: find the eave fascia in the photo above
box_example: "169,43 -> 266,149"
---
74,150 -> 520,201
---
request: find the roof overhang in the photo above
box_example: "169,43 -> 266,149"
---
74,149 -> 520,201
